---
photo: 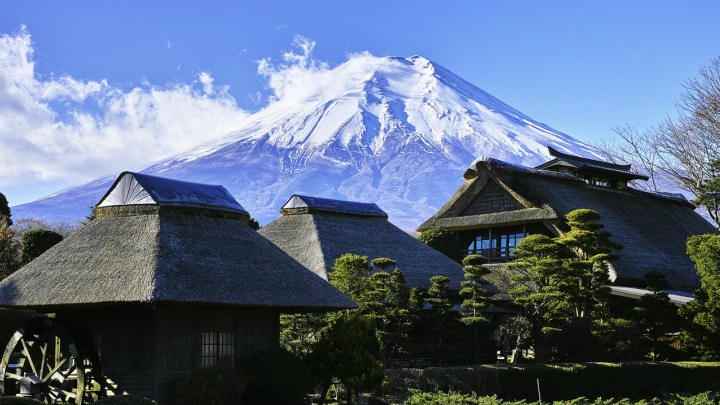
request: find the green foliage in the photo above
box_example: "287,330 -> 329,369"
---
681,234 -> 720,359
556,209 -> 621,320
176,365 -> 246,405
247,216 -> 260,230
307,312 -> 385,405
329,253 -> 372,303
507,235 -> 568,362
426,275 -> 458,366
386,362 -> 720,403
243,348 -> 315,405
94,395 -> 156,405
419,227 -> 463,263
0,192 -> 10,226
280,312 -> 327,356
365,266 -> 421,364
20,229 -> 63,264
460,255 -> 492,364
371,257 -> 396,270
632,271 -> 682,361
0,398 -> 45,405
403,390 -> 720,405
0,216 -> 20,279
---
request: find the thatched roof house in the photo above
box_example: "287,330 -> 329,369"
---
0,172 -> 355,311
0,172 -> 356,404
259,195 -> 464,289
418,149 -> 718,293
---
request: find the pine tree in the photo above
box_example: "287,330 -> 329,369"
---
0,192 -> 11,226
367,258 -> 420,364
280,313 -> 327,356
459,254 -> 492,363
633,271 -> 681,361
328,254 -> 371,307
556,209 -> 622,320
507,234 -> 569,362
307,313 -> 385,405
426,275 -> 457,366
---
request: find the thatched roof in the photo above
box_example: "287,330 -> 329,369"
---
97,171 -> 247,212
0,174 -> 355,312
419,157 -> 719,292
537,146 -> 649,181
259,195 -> 464,289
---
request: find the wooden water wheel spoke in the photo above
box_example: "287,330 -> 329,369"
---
20,338 -> 38,376
39,342 -> 48,380
42,356 -> 69,383
4,373 -> 22,381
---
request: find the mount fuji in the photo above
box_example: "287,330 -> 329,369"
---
13,55 -> 603,230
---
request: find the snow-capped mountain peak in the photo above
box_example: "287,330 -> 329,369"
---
13,55 -> 601,230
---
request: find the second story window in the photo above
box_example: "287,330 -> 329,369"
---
466,226 -> 528,262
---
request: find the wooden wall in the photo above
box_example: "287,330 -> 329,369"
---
59,304 -> 280,404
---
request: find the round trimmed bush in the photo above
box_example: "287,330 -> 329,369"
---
176,365 -> 247,405
243,349 -> 315,405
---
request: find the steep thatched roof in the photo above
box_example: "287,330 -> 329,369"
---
419,157 -> 718,292
259,195 -> 464,289
0,174 -> 355,312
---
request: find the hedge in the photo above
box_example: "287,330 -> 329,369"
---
386,362 -> 720,403
404,390 -> 720,405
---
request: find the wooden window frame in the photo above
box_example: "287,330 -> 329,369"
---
201,330 -> 236,367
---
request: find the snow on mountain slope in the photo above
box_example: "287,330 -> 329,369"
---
12,55 -> 603,230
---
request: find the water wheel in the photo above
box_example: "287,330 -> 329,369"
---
0,317 -> 104,404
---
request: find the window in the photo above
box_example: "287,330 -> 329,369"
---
202,331 -> 235,367
466,226 -> 528,262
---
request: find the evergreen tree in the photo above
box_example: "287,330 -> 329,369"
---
633,270 -> 682,361
419,227 -> 463,263
280,313 -> 327,356
247,217 -> 260,230
328,253 -> 372,307
367,258 -> 421,364
0,192 -> 10,226
556,209 -> 622,320
459,254 -> 492,364
20,229 -> 63,264
507,234 -> 569,362
426,275 -> 457,366
681,234 -> 720,360
0,216 -> 20,279
307,313 -> 385,405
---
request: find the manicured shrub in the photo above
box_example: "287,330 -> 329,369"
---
243,348 -> 315,405
387,362 -> 720,402
176,365 -> 247,405
0,398 -> 45,405
403,390 -> 720,405
94,395 -> 155,405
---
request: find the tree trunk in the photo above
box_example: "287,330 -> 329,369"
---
345,385 -> 353,405
317,383 -> 331,405
474,326 -> 479,364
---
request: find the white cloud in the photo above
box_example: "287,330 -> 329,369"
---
0,27 -> 250,188
257,35 -> 383,106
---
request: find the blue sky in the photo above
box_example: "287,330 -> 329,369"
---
1,1 -> 719,206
